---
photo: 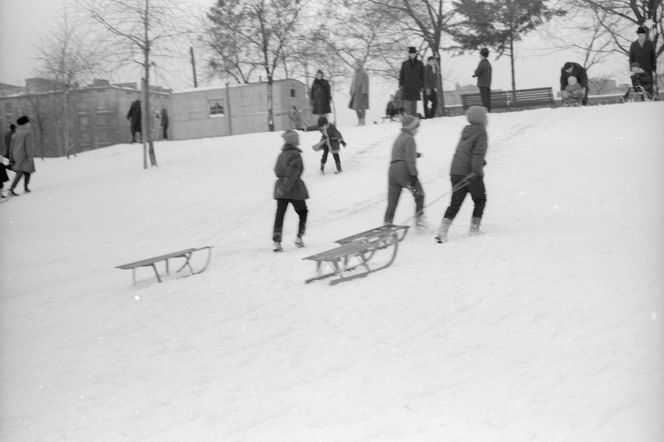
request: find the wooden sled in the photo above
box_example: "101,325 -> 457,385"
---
303,224 -> 409,285
116,246 -> 212,284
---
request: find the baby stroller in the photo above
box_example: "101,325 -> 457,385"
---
624,63 -> 653,102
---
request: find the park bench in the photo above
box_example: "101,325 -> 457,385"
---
461,87 -> 554,111
461,91 -> 509,111
303,224 -> 409,285
116,246 -> 212,284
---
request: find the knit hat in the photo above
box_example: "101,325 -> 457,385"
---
408,46 -> 417,54
281,129 -> 299,146
466,106 -> 487,127
317,116 -> 328,127
401,114 -> 420,131
480,47 -> 489,57
17,116 -> 30,125
637,26 -> 647,34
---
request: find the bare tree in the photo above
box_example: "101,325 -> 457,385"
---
571,0 -> 663,70
206,0 -> 304,132
367,0 -> 459,115
35,7 -> 108,158
81,0 -> 195,168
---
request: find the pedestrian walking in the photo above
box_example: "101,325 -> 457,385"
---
383,114 -> 425,227
8,116 -> 35,196
127,99 -> 142,143
312,116 -> 346,174
161,107 -> 169,140
272,130 -> 309,252
435,106 -> 488,243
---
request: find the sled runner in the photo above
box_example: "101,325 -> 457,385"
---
116,246 -> 212,284
303,224 -> 409,285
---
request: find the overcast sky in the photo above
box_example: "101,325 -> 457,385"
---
0,0 -> 632,94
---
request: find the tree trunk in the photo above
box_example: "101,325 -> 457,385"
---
144,0 -> 157,167
267,75 -> 274,132
509,33 -> 517,100
436,51 -> 445,116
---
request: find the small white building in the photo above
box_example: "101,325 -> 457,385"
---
170,79 -> 312,140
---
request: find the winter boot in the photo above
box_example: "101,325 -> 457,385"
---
469,217 -> 482,235
335,162 -> 342,174
320,163 -> 325,175
294,235 -> 305,248
435,218 -> 453,243
273,241 -> 283,252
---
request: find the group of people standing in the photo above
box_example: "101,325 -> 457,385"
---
1,116 -> 36,198
126,99 -> 170,143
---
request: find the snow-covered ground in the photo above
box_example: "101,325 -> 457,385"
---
1,102 -> 663,441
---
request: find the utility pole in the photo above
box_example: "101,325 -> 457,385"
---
190,46 -> 198,88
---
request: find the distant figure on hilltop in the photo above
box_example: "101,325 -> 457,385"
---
310,70 -> 332,120
560,62 -> 589,105
473,48 -> 492,112
423,56 -> 439,118
127,99 -> 142,143
0,123 -> 14,198
349,60 -> 369,125
629,26 -> 657,97
399,47 -> 425,116
160,107 -> 169,140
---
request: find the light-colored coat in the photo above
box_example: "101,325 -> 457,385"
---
11,125 -> 36,173
349,69 -> 369,110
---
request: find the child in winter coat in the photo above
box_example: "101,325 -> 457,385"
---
272,130 -> 309,252
436,106 -> 488,243
313,116 -> 346,174
562,76 -> 585,105
383,114 -> 425,227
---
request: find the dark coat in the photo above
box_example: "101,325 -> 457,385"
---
127,100 -> 142,133
560,63 -> 588,90
474,59 -> 492,88
399,58 -> 425,101
310,79 -> 332,114
316,123 -> 345,154
424,65 -> 438,93
629,40 -> 657,77
274,144 -> 309,200
160,108 -> 169,127
10,126 -> 36,174
450,108 -> 488,177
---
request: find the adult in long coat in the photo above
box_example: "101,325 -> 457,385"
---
310,70 -> 332,118
399,47 -> 425,116
629,26 -> 657,94
560,62 -> 589,105
9,116 -> 35,195
272,130 -> 309,251
473,48 -> 492,111
126,99 -> 142,143
349,62 -> 369,125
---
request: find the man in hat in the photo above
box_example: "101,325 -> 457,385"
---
473,48 -> 492,111
629,26 -> 657,96
272,129 -> 309,252
384,114 -> 425,228
399,47 -> 425,116
8,116 -> 35,196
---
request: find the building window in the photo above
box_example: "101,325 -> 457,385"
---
290,88 -> 296,98
209,101 -> 224,117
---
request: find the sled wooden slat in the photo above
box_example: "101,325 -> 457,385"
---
303,225 -> 409,285
116,246 -> 212,284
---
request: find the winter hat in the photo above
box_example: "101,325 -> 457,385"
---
317,116 -> 328,127
408,46 -> 417,54
281,129 -> 299,146
636,26 -> 647,34
480,47 -> 489,57
466,106 -> 487,127
401,114 -> 420,131
17,116 -> 30,125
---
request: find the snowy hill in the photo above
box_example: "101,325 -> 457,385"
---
1,102 -> 663,441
